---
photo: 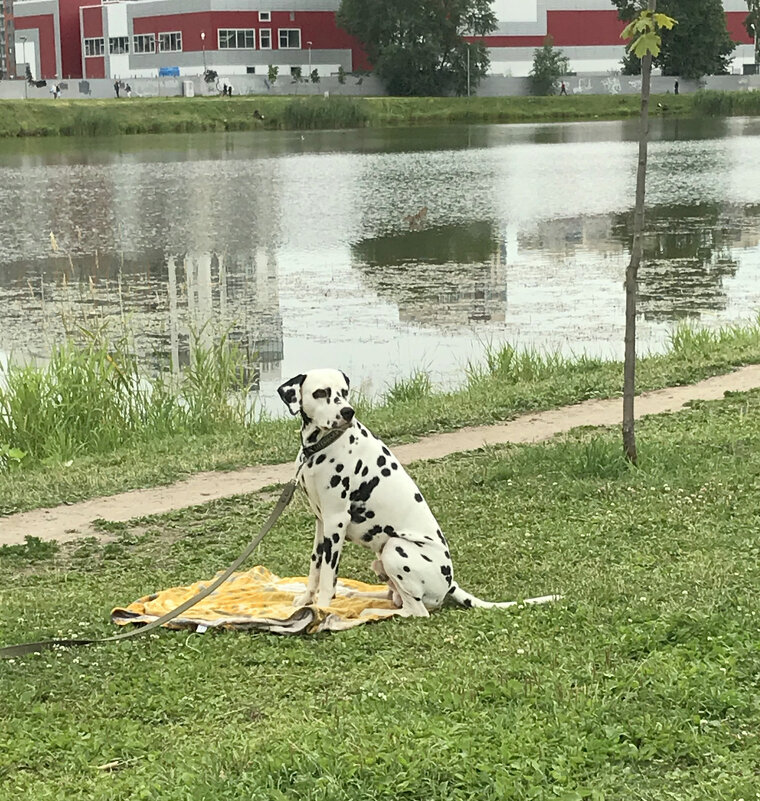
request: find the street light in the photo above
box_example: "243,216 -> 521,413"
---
307,41 -> 312,77
19,36 -> 27,99
200,31 -> 206,74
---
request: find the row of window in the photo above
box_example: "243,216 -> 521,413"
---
84,28 -> 302,58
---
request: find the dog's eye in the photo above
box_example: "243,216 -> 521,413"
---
312,389 -> 327,400
342,389 -> 348,398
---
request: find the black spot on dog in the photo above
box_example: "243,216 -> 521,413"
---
440,565 -> 452,584
322,538 -> 332,565
362,524 -> 383,543
315,454 -> 326,465
354,459 -> 363,475
350,476 -> 380,503
391,462 -> 398,470
365,511 -> 375,519
383,525 -> 396,536
329,458 -> 335,464
332,533 -> 340,543
414,596 -> 421,602
338,522 -> 343,528
311,553 -> 317,561
377,455 -> 386,467
361,428 -> 368,437
362,466 -> 369,477
349,504 -> 367,524
381,469 -> 391,477
444,550 -> 450,559
421,554 -> 432,562
463,598 -> 473,608
329,475 -> 341,488
307,430 -> 319,443
403,565 -> 410,573
349,435 -> 356,444
396,574 -> 404,581
382,446 -> 390,456
414,493 -> 423,503
336,464 -> 344,473
342,476 -> 350,488
331,550 -> 340,569
395,546 -> 408,558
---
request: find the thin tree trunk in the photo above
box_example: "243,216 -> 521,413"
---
622,0 -> 655,464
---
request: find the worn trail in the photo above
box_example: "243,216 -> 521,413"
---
3,365 -> 760,546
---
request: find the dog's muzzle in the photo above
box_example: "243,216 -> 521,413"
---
340,407 -> 355,422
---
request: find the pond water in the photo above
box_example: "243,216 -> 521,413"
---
1,116 -> 760,412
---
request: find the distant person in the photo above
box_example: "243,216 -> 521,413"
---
674,80 -> 679,95
114,79 -> 120,98
559,81 -> 568,95
125,83 -> 133,98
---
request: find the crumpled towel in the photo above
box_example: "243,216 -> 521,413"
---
111,565 -> 402,634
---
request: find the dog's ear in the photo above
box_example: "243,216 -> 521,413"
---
341,371 -> 350,390
277,374 -> 306,416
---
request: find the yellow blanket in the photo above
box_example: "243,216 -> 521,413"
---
111,565 -> 402,634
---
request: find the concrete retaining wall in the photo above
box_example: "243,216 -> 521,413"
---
1,71 -> 758,101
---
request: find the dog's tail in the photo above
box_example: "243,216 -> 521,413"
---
448,583 -> 561,610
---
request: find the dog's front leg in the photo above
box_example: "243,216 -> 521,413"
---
314,515 -> 349,608
293,519 -> 324,607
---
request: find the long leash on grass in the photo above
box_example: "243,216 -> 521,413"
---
0,430 -> 346,659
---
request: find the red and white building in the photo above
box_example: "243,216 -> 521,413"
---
8,0 -> 757,82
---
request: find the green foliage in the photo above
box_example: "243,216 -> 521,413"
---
614,0 -> 735,79
336,0 -> 497,96
0,330 -> 253,466
267,64 -> 278,83
279,96 -> 369,129
692,88 -> 760,115
620,9 -> 677,58
529,36 -> 569,96
745,0 -> 760,61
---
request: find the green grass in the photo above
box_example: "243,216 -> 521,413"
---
4,318 -> 760,516
2,387 -> 760,798
0,91 -> 730,139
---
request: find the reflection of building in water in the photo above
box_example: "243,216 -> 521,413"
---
0,248 -> 284,386
519,214 -> 623,255
173,249 -> 284,387
351,221 -> 508,326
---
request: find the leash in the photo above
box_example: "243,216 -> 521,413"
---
0,428 -> 348,659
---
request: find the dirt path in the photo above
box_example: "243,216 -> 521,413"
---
3,365 -> 760,546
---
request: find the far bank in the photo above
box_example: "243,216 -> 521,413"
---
0,91 -> 758,139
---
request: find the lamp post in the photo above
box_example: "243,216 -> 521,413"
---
307,40 -> 312,77
200,31 -> 206,74
20,36 -> 27,99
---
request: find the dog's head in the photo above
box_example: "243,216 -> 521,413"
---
277,369 -> 354,430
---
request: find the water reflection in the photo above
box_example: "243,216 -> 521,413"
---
351,222 -> 507,324
1,121 -> 760,409
612,204 -> 746,320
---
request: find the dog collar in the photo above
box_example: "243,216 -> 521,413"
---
301,427 -> 349,460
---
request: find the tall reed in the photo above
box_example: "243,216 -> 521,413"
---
0,331 -> 254,466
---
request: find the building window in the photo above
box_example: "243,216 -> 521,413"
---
218,29 -> 255,50
158,32 -> 182,53
259,11 -> 271,22
259,28 -> 271,49
84,38 -> 105,57
133,34 -> 156,54
278,28 -> 301,49
109,36 -> 130,54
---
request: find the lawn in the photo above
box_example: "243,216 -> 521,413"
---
2,387 -> 760,799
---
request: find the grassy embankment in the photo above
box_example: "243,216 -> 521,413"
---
0,89 -> 755,138
3,320 -> 760,515
2,381 -> 760,798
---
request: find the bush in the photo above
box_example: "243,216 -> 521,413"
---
280,96 -> 369,129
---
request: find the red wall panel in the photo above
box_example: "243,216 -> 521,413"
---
81,5 -> 103,38
84,54 -> 105,78
725,11 -> 753,45
14,15 -> 57,78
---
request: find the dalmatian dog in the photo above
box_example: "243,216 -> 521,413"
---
278,368 -> 552,617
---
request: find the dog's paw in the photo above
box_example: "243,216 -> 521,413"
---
293,591 -> 315,607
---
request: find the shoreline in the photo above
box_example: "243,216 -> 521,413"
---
0,91 -> 755,139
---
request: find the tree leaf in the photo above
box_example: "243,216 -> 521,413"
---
632,32 -> 661,58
